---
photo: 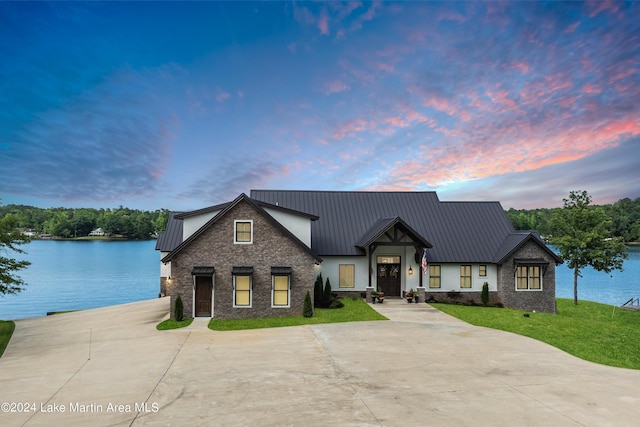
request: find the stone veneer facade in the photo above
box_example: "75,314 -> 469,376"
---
168,200 -> 317,319
496,240 -> 557,313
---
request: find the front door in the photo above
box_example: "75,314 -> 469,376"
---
195,276 -> 213,317
377,256 -> 401,296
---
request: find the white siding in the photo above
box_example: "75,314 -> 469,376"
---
183,210 -> 220,240
317,256 -> 369,290
160,253 -> 171,278
263,207 -> 312,247
428,263 -> 497,292
318,254 -> 498,295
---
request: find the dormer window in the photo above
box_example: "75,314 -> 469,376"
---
234,220 -> 253,244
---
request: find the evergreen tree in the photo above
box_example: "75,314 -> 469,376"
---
174,295 -> 184,321
314,273 -> 323,308
481,282 -> 489,306
322,277 -> 332,308
303,290 -> 313,317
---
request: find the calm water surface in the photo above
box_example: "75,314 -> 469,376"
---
0,240 -> 158,320
1,241 -> 638,320
555,245 -> 640,306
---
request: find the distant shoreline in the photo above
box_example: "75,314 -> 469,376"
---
34,236 -> 156,242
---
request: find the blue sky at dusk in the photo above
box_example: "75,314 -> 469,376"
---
1,1 -> 638,211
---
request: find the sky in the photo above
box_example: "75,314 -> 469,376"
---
1,1 -> 638,212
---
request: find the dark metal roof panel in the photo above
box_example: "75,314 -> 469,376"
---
355,217 -> 397,248
155,212 -> 184,251
250,190 -> 515,262
192,266 -> 215,275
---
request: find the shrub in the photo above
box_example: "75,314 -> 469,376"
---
314,273 -> 323,308
322,277 -> 332,308
303,290 -> 313,318
481,282 -> 489,306
329,298 -> 344,309
174,295 -> 184,321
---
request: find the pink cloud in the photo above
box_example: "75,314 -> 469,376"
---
511,61 -> 531,74
564,21 -> 580,33
332,117 -> 369,139
437,10 -> 466,23
216,89 -> 230,103
377,62 -> 394,73
323,80 -> 351,94
582,84 -> 602,94
371,113 -> 640,191
318,10 -> 330,35
588,0 -> 620,18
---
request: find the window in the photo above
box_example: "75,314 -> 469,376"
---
272,275 -> 290,307
339,264 -> 355,288
479,265 -> 487,277
234,275 -> 252,306
234,220 -> 252,244
516,266 -> 541,290
460,265 -> 472,288
428,265 -> 441,288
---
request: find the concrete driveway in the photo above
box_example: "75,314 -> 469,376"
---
1,298 -> 639,426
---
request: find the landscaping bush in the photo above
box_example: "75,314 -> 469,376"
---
322,277 -> 332,308
314,273 -> 323,308
303,290 -> 313,317
329,299 -> 344,309
174,295 -> 184,321
481,282 -> 489,306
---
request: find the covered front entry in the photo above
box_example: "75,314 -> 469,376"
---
377,256 -> 401,296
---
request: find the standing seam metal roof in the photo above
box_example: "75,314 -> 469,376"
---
249,190 -> 520,262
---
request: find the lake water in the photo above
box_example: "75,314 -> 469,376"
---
0,240 -> 159,320
1,241 -> 639,320
555,245 -> 640,306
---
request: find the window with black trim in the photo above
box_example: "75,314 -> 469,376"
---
234,275 -> 252,306
460,265 -> 472,288
516,266 -> 541,290
429,265 -> 441,288
272,275 -> 290,307
339,264 -> 355,288
479,265 -> 487,277
234,220 -> 252,244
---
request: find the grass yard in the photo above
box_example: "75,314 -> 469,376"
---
0,320 -> 15,358
157,318 -> 194,330
433,298 -> 640,370
208,297 -> 387,331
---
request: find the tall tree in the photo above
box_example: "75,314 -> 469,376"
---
0,215 -> 31,295
551,190 -> 627,305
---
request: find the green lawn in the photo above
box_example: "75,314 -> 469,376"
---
0,320 -> 15,358
157,318 -> 194,330
208,297 -> 387,331
433,298 -> 640,369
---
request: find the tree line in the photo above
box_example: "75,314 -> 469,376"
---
0,204 -> 169,240
506,196 -> 640,243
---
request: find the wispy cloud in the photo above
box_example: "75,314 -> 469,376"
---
0,66 -> 176,203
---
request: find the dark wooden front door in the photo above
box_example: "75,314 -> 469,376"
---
377,259 -> 401,297
195,276 -> 213,317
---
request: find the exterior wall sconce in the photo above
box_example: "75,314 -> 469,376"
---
408,266 -> 413,275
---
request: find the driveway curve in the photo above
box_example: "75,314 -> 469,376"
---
1,298 -> 639,426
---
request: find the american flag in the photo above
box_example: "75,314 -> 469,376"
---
421,248 -> 428,275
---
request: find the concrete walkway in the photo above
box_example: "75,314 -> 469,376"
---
1,298 -> 640,426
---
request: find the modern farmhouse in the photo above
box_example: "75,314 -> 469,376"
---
156,190 -> 562,319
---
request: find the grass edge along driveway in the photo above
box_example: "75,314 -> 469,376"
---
208,297 -> 388,331
0,320 -> 15,358
434,298 -> 640,370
